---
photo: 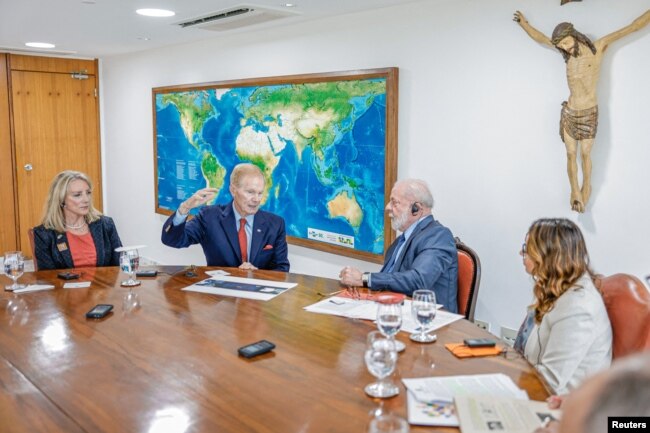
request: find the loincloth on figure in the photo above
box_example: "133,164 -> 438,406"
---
559,101 -> 598,141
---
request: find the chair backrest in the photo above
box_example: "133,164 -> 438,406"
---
596,273 -> 650,359
455,237 -> 481,322
28,228 -> 38,271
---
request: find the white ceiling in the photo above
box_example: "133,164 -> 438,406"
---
0,0 -> 420,59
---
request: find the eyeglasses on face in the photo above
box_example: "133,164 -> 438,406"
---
520,242 -> 527,256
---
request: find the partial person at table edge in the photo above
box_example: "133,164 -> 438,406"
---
33,170 -> 123,270
533,351 -> 650,433
161,163 -> 290,271
514,218 -> 612,396
339,178 -> 458,312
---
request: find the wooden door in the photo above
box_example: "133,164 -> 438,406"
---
10,55 -> 102,255
0,54 -> 18,254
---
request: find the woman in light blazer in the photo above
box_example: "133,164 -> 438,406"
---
514,218 -> 612,395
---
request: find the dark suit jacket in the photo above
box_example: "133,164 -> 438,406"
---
33,216 -> 123,270
370,215 -> 458,312
161,202 -> 290,271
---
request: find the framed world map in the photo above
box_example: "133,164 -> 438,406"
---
153,68 -> 398,263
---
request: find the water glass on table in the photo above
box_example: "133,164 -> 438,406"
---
119,249 -> 141,287
119,249 -> 142,311
3,251 -> 26,291
364,330 -> 399,398
376,298 -> 405,352
409,289 -> 437,343
368,413 -> 409,433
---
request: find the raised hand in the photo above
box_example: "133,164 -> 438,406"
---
179,188 -> 218,215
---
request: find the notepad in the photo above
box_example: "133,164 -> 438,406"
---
64,281 -> 91,289
13,284 -> 55,293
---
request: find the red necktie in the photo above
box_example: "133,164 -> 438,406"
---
238,218 -> 248,263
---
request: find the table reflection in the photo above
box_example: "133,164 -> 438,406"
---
148,407 -> 191,433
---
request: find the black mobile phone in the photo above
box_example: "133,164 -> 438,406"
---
238,340 -> 276,358
136,270 -> 158,277
464,338 -> 496,348
58,272 -> 80,280
86,304 -> 114,319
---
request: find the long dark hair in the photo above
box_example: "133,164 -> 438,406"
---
525,218 -> 596,323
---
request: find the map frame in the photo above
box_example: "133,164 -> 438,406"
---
152,67 -> 398,264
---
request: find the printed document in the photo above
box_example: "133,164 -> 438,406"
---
304,297 -> 461,333
182,275 -> 296,301
402,374 -> 528,427
455,395 -> 561,433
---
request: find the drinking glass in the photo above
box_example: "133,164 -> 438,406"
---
119,249 -> 141,287
364,330 -> 399,398
4,251 -> 26,291
376,300 -> 405,352
368,413 -> 409,433
409,289 -> 437,343
120,249 -> 141,312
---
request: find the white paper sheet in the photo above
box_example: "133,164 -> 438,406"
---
63,281 -> 91,289
402,374 -> 529,427
205,270 -> 231,277
182,275 -> 297,301
455,395 -> 561,433
304,297 -> 460,333
12,284 -> 55,293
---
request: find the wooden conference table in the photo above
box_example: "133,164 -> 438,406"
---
0,267 -> 550,433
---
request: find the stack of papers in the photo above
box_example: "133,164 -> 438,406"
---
303,297 -> 463,333
402,374 -> 529,427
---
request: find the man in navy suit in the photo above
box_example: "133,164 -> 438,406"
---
161,163 -> 290,271
339,179 -> 458,312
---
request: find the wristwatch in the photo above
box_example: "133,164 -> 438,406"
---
362,272 -> 369,288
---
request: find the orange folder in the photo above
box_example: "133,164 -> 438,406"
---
445,343 -> 503,358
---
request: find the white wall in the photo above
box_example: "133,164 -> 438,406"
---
100,0 -> 650,335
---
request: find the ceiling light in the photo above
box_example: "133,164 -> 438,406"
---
283,3 -> 296,7
136,8 -> 175,17
25,42 -> 56,49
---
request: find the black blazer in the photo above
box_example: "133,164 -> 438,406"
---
33,216 -> 123,270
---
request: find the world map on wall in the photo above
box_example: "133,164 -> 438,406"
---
155,77 -> 388,255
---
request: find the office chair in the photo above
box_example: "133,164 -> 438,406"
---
455,237 -> 481,322
596,273 -> 650,359
28,228 -> 38,271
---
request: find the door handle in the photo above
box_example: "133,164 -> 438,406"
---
24,163 -> 33,171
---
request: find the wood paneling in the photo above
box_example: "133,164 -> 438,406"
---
9,54 -> 96,75
0,54 -> 18,253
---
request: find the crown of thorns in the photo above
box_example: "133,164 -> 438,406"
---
551,22 -> 575,45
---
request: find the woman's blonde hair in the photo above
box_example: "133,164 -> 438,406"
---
525,218 -> 596,324
41,170 -> 102,232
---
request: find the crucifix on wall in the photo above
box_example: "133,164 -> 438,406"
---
513,9 -> 650,212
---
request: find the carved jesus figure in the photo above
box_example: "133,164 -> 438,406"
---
514,10 -> 650,212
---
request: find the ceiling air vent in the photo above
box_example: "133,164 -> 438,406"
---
176,6 -> 298,32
